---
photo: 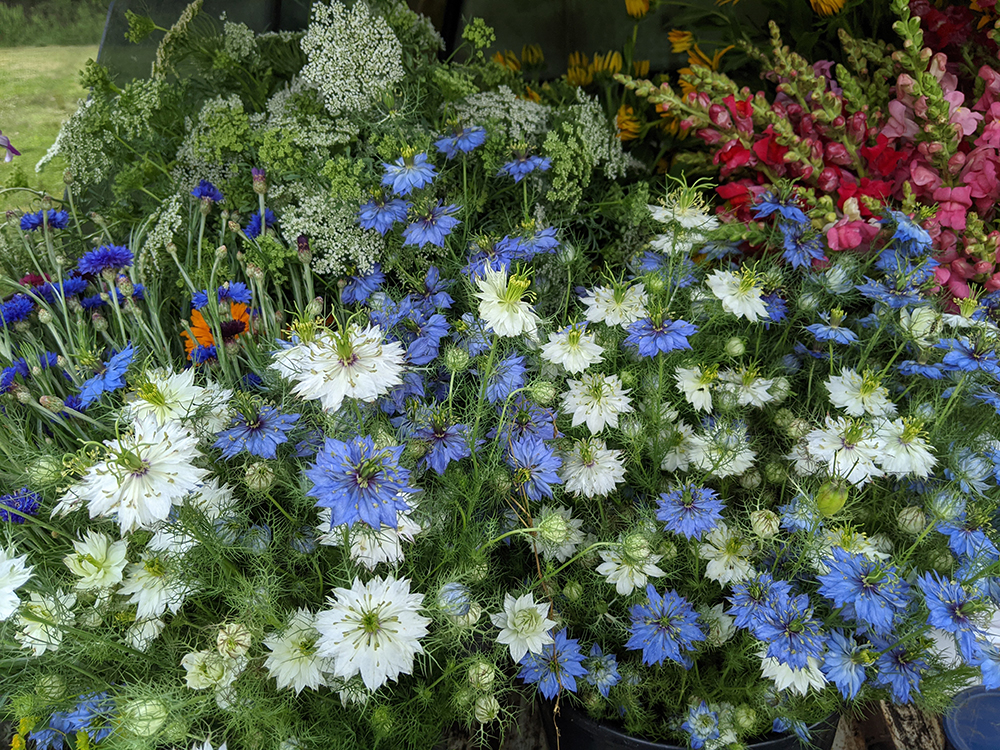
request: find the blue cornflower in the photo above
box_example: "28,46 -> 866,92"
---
41,274 -> 88,303
779,221 -> 826,269
822,630 -> 868,699
486,353 -> 526,403
213,405 -> 300,459
65,691 -> 114,743
946,448 -> 994,495
897,360 -> 944,379
918,572 -> 984,662
935,337 -> 1000,376
437,582 -> 472,617
77,245 -> 133,275
505,435 -> 562,501
778,494 -> 821,533
816,548 -> 911,635
191,344 -> 217,365
402,202 -> 461,248
78,342 -> 135,407
218,281 -> 251,305
518,628 -> 589,699
728,572 -> 794,630
413,266 -> 454,311
342,263 -> 386,305
871,635 -> 928,703
0,487 -> 41,523
752,193 -> 809,223
626,584 -> 705,667
753,592 -> 826,669
191,179 -> 224,203
30,711 -> 76,750
805,312 -> 858,345
414,418 -> 473,475
499,152 -> 551,183
305,435 -> 416,530
583,644 -> 620,698
624,317 -> 697,357
244,208 -> 277,239
856,278 -> 924,308
357,194 -> 411,235
381,151 -> 437,196
772,717 -> 811,743
656,482 -> 724,540
434,125 -> 487,159
682,702 -> 720,750
884,209 -> 932,253
452,313 -> 491,357
0,294 -> 33,325
19,209 -> 69,232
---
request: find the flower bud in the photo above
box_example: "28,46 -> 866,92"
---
444,346 -> 471,373
251,167 -> 267,195
724,337 -> 746,357
763,461 -> 785,483
244,462 -> 274,492
772,408 -> 795,430
216,245 -> 228,258
797,292 -> 821,313
932,549 -> 954,572
27,455 -> 64,487
622,531 -> 651,562
120,698 -> 168,737
786,418 -> 810,440
37,307 -> 53,325
816,481 -> 848,517
474,695 -> 501,723
563,579 -> 583,602
538,510 -> 570,547
467,661 -> 496,690
659,539 -> 678,562
217,622 -> 252,658
36,674 -> 66,700
437,582 -> 472,617
750,509 -> 780,538
739,468 -> 761,489
897,506 -> 926,535
39,395 -> 64,413
297,235 -> 312,265
734,705 -> 757,732
527,380 -> 557,404
868,533 -> 892,556
769,376 -> 791,404
452,602 -> 482,628
305,297 -> 324,319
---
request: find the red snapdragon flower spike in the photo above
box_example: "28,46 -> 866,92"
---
836,178 -> 892,215
860,135 -> 908,179
751,125 -> 789,173
715,180 -> 769,223
722,95 -> 753,133
959,149 -> 1000,212
713,139 -> 755,177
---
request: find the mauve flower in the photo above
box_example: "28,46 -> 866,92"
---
932,185 -> 974,231
974,64 -> 1000,111
0,130 -> 19,162
960,148 -> 1000,210
906,157 -> 942,197
974,103 -> 1000,148
827,219 -> 878,252
722,95 -> 753,133
945,91 -> 983,137
882,100 -> 919,140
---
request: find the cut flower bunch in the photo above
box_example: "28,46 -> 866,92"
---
2,1 -> 1000,750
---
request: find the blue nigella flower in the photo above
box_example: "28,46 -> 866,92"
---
505,435 -> 562,501
855,278 -> 924,308
494,395 -> 561,445
871,635 -> 928,703
191,179 -> 224,203
938,519 -> 1000,560
945,448 -> 994,495
19,209 -> 69,232
413,266 -> 454,311
626,584 -> 705,667
379,370 -> 426,417
78,342 -> 135,407
400,305 -> 449,366
77,245 -> 134,276
624,317 -> 697,357
290,524 -> 318,554
805,312 -> 858,345
752,193 -> 808,223
434,125 -> 487,159
402,202 -> 461,248
381,152 -> 437,196
682,702 -> 721,750
240,523 -> 272,554
414,417 -> 473,475
728,572 -> 793,631
213,405 -> 301,459
461,236 -> 518,277
772,717 -> 811,743
822,629 -> 868,699
486,353 -> 526,403
816,548 -> 911,635
762,292 -> 788,325
213,514 -> 243,545
917,572 -> 984,662
583,644 -> 620,698
656,482 -> 724,540
779,221 -> 827,269
897,360 -> 944,379
884,209 -> 932,254
305,435 -> 416,530
0,294 -> 33,325
778,494 -> 822,533
499,152 -> 552,183
0,487 -> 41,523
752,592 -> 826,668
357,194 -> 411,235
935,337 -> 1000,376
65,691 -> 114,744
977,644 -> 1000,689
517,628 -> 589,700
244,208 -> 277,239
437,582 -> 472,617
510,225 -> 560,262
452,313 -> 491,357
342,263 -> 386,305
30,711 -> 76,750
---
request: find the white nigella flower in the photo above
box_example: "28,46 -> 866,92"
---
490,592 -> 556,662
804,416 -> 884,487
675,366 -> 716,412
561,372 -> 634,434
315,506 -> 425,570
126,617 -> 166,652
699,603 -> 736,647
264,609 -> 334,694
57,413 -> 207,535
473,264 -> 540,339
581,282 -> 648,327
0,547 -> 33,620
716,367 -> 776,408
16,590 -> 76,656
687,419 -> 757,478
596,536 -> 665,596
540,322 -> 604,373
899,307 -> 940,347
63,530 -> 128,590
315,575 -> 430,691
187,477 -> 237,520
698,523 -> 754,585
705,268 -> 768,322
533,505 -> 584,562
181,648 -> 246,691
195,380 -> 235,434
560,438 -> 626,498
758,651 -> 828,696
660,421 -> 695,472
876,418 -> 937,478
118,551 -> 192,619
648,194 -> 720,232
270,324 -> 405,414
126,367 -> 208,426
649,227 -> 695,256
826,368 -> 897,418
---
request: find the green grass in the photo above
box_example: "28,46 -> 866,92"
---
0,45 -> 98,212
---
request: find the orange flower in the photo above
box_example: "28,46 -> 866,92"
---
668,30 -> 694,53
182,302 -> 250,360
633,59 -> 650,77
616,105 -> 641,141
625,0 -> 650,18
522,85 -> 542,103
809,0 -> 846,15
492,50 -> 520,72
679,44 -> 733,97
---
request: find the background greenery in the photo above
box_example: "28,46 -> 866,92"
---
0,0 -> 107,47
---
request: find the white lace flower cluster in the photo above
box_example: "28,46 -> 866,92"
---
280,189 -> 384,276
452,86 -> 551,143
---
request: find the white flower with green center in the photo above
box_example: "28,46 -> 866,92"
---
181,648 -> 246,690
16,589 -> 76,656
758,651 -> 828,696
804,416 -> 884,487
560,437 -> 626,498
0,546 -> 32,620
490,592 -> 556,662
717,366 -> 776,408
534,505 -> 584,562
315,575 -> 430,691
561,372 -> 633,434
125,367 -> 207,426
473,264 -> 540,339
581,282 -> 648,327
596,534 -> 665,596
876,417 -> 936,478
119,551 -> 192,619
63,529 -> 128,590
705,268 -> 768,322
826,367 -> 897,418
674,365 -> 716,413
698,523 -> 754,584
264,608 -> 334,694
540,322 -> 603,373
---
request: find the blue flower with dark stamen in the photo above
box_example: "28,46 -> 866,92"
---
434,125 -> 487,159
805,313 -> 858,345
935,337 -> 1000,376
897,360 -> 944,379
0,487 -> 40,523
625,317 -> 697,357
381,152 -> 437,196
78,245 -> 133,275
626,584 -> 704,667
779,221 -> 827,269
918,572 -> 984,662
752,592 -> 826,668
414,418 -> 473,475
413,266 -> 453,311
938,519 -> 1000,559
682,702 -> 721,750
342,263 -> 385,305
656,482 -> 724,540
402,202 -> 460,248
214,406 -> 300,459
78,342 -> 135,407
728,572 -> 793,630
822,630 -> 867,698
871,635 -> 928,703
752,194 -> 808,223
357,195 -> 411,235
583,643 -> 620,698
486,353 -> 526,403
505,435 -> 562,501
65,691 -> 114,743
499,153 -> 551,183
518,628 -> 588,699
817,548 -> 910,635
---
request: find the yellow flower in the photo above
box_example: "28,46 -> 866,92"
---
492,50 -> 520,72
521,44 -> 544,67
523,85 -> 542,103
616,105 -> 641,141
809,0 -> 846,15
625,0 -> 650,18
678,43 -> 732,97
12,735 -> 25,750
591,50 -> 623,76
668,30 -> 694,53
633,59 -> 650,77
566,52 -> 593,87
